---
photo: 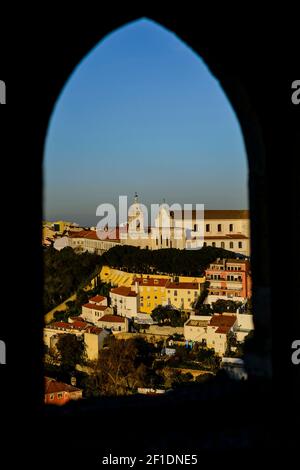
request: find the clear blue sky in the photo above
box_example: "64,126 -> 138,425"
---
44,18 -> 248,226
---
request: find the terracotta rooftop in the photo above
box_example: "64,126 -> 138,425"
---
170,209 -> 249,220
132,277 -> 170,287
215,326 -> 232,334
68,228 -> 122,242
204,234 -> 248,239
82,303 -> 108,311
49,321 -> 88,331
45,377 -> 81,394
166,281 -> 199,290
69,316 -> 83,322
85,326 -> 103,335
89,295 -> 106,303
210,314 -> 236,329
111,286 -> 138,297
99,315 -> 126,323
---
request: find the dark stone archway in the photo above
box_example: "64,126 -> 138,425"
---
1,8 -> 299,455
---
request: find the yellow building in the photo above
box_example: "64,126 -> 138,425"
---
100,266 -> 206,314
165,281 -> 201,310
131,277 -> 170,314
132,276 -> 205,314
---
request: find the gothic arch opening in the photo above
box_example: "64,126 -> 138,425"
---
43,16 -> 271,407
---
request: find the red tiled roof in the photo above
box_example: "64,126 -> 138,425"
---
215,326 -> 231,334
82,303 -> 108,311
111,286 -> 137,297
85,326 -> 103,335
68,230 -> 90,238
132,277 -> 170,287
170,209 -> 249,220
72,321 -> 89,329
50,321 -> 87,330
68,228 -> 123,242
210,314 -> 236,328
166,281 -> 199,290
99,315 -> 125,323
205,234 -> 248,240
89,295 -> 106,303
45,377 -> 81,394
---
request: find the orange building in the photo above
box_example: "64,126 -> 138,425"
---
44,377 -> 82,405
205,258 -> 251,304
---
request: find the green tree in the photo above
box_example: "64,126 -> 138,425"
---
151,305 -> 186,326
211,299 -> 242,313
56,334 -> 86,373
44,246 -> 102,313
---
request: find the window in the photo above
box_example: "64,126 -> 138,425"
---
194,223 -> 198,231
230,241 -> 234,249
166,238 -> 169,246
229,223 -> 233,232
50,394 -> 54,400
57,392 -> 63,399
203,242 -> 207,247
238,241 -> 243,248
156,238 -> 158,246
212,242 -> 216,247
205,224 -> 210,232
221,242 -> 225,248
218,224 -> 222,232
174,290 -> 177,296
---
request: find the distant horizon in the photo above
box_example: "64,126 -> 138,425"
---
44,18 -> 248,225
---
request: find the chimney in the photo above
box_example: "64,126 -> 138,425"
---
70,376 -> 76,387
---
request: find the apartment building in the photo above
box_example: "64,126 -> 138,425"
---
64,229 -> 121,255
81,295 -> 112,324
152,207 -> 250,255
166,281 -> 201,311
131,277 -> 170,314
110,286 -> 139,318
97,314 -> 129,333
43,320 -> 110,361
184,313 -> 237,356
205,258 -> 251,304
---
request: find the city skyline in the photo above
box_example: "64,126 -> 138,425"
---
44,18 -> 248,227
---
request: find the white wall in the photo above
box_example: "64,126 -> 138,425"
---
110,292 -> 138,318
